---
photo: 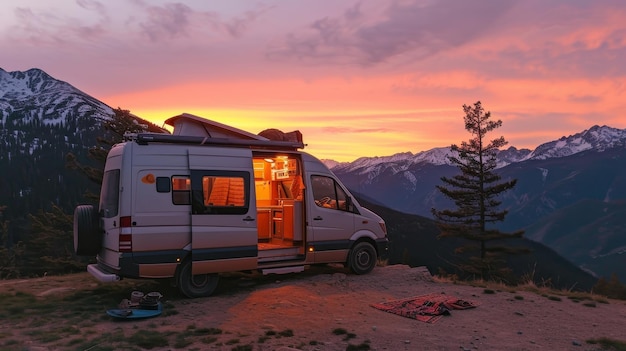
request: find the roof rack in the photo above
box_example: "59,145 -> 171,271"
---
133,133 -> 305,150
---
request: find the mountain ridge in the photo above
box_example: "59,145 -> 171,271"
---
327,124 -> 626,172
0,67 -> 112,127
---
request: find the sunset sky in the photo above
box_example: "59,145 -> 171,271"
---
1,0 -> 625,162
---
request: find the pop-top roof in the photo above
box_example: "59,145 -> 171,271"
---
165,113 -> 268,141
156,113 -> 304,150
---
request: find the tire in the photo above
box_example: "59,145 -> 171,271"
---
348,242 -> 377,275
177,260 -> 220,298
73,204 -> 102,256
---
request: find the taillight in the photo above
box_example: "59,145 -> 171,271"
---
119,216 -> 132,252
120,216 -> 132,228
379,222 -> 387,235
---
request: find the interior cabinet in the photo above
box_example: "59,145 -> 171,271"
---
282,205 -> 293,240
257,209 -> 271,240
272,208 -> 283,239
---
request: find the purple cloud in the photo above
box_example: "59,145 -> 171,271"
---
132,1 -> 271,41
268,0 -> 518,65
138,3 -> 193,41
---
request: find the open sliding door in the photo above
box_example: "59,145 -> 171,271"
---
188,149 -> 258,274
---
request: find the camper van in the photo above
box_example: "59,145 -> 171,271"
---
74,114 -> 388,297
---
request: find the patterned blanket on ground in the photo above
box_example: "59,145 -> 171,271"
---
371,293 -> 478,324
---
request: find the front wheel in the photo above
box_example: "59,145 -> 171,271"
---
348,242 -> 377,275
177,260 -> 220,298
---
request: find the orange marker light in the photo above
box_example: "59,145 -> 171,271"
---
141,174 -> 156,184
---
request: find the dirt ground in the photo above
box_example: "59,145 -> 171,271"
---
2,264 -> 625,351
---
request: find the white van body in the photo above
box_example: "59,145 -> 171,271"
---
74,114 -> 388,297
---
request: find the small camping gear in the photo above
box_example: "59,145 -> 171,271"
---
106,291 -> 163,319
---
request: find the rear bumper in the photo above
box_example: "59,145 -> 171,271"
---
87,263 -> 121,283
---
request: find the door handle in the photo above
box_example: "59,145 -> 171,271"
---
243,216 -> 255,222
313,216 -> 323,221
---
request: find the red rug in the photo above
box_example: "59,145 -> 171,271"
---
371,293 -> 478,324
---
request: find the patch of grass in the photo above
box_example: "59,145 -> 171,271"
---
127,329 -> 169,349
514,295 -> 524,300
225,338 -> 240,345
582,301 -> 596,308
586,337 -> 626,350
278,329 -> 294,337
332,328 -> 356,341
344,332 -> 357,341
347,341 -> 371,350
594,297 -> 609,304
2,339 -> 19,347
257,335 -> 270,343
71,330 -> 124,351
174,333 -> 193,348
26,329 -> 66,343
483,289 -> 496,294
202,327 -> 223,335
0,292 -> 45,319
75,344 -> 115,351
309,340 -> 319,345
332,328 -> 348,335
30,326 -> 78,345
231,345 -> 253,351
65,338 -> 84,346
547,296 -> 562,302
201,336 -> 218,344
265,330 -> 277,336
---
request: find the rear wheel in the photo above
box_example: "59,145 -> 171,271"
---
348,242 -> 377,275
177,260 -> 220,298
74,205 -> 102,255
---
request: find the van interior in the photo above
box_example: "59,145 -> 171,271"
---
252,153 -> 305,263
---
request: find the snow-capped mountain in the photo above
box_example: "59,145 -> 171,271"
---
0,67 -> 112,127
331,125 -> 626,174
523,125 -> 626,160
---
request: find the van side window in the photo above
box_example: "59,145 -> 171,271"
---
311,175 -> 350,212
100,169 -> 120,218
156,177 -> 171,193
191,171 -> 250,215
172,176 -> 191,205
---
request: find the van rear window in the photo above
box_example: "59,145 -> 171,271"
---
100,169 -> 120,218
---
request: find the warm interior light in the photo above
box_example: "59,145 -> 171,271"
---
308,246 -> 314,252
264,158 -> 274,163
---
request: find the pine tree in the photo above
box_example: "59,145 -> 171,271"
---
0,205 -> 24,278
432,101 -> 526,282
23,204 -> 87,276
66,108 -> 144,188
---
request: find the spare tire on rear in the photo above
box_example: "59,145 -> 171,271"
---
74,204 -> 102,255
